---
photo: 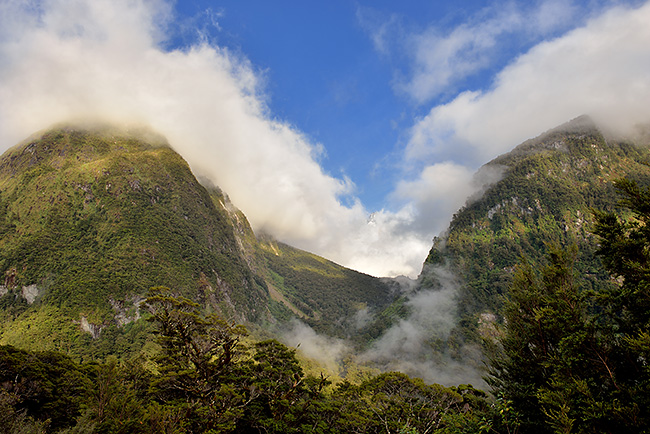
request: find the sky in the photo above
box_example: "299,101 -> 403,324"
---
1,0 -> 650,277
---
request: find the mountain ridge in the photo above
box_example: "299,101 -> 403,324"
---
0,124 -> 396,357
423,115 -> 650,341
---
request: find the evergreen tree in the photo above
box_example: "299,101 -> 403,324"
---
489,178 -> 650,433
487,246 -> 591,433
146,286 -> 248,432
591,178 -> 650,430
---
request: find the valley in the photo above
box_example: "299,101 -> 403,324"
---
2,118 -> 650,432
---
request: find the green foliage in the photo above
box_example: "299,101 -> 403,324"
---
488,246 -> 594,433
146,286 -> 248,432
0,125 -> 400,360
0,345 -> 92,431
489,178 -> 650,433
254,238 -> 398,340
320,373 -> 494,434
0,388 -> 49,434
593,178 -> 650,329
0,126 -> 269,357
429,121 -> 650,344
0,287 -> 496,434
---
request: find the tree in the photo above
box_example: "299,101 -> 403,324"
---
0,345 -> 92,432
236,340 -> 329,434
489,178 -> 650,434
146,286 -> 248,432
593,178 -> 650,331
487,246 -> 590,433
591,178 -> 650,430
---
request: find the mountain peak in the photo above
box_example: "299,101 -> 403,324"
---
490,115 -> 602,165
551,115 -> 598,135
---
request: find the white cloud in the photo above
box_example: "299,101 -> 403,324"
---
393,0 -> 601,103
406,1 -> 650,167
384,2 -> 650,277
401,6 -> 521,103
393,163 -> 476,233
0,0 -> 434,278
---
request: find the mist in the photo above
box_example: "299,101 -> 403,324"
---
360,264 -> 487,388
278,319 -> 350,376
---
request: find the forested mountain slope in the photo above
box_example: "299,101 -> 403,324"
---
424,116 -> 650,337
0,125 -> 395,357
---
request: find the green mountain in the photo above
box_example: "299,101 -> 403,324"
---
0,124 -> 395,357
424,116 -> 650,340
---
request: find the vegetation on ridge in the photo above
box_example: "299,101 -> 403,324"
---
487,179 -> 650,433
1,118 -> 650,432
0,125 -> 397,360
0,287 -> 493,434
0,126 -> 268,355
425,118 -> 650,342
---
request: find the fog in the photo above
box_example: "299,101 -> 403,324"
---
277,262 -> 487,387
360,264 -> 487,387
279,319 -> 350,376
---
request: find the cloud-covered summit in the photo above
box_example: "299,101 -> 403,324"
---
0,0 -> 436,277
1,0 -> 650,278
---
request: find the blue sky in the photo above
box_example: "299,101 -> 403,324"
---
1,0 -> 650,276
166,0 -> 605,210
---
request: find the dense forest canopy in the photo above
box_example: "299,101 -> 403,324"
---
3,178 -> 650,433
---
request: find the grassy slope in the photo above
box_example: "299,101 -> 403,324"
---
256,238 -> 396,339
215,192 -> 397,341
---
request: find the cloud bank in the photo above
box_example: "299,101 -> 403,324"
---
2,0 -> 650,281
405,1 -> 650,167
0,0 -> 433,277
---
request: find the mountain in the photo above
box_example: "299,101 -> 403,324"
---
423,116 -> 650,341
5,116 -> 647,373
0,124 -> 396,358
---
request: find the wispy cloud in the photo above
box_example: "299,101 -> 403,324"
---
355,6 -> 401,56
279,319 -> 349,375
358,1 -> 623,104
406,1 -> 650,166
401,3 -> 525,103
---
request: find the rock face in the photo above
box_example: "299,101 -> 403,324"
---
110,296 -> 145,328
80,316 -> 102,339
20,285 -> 39,304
